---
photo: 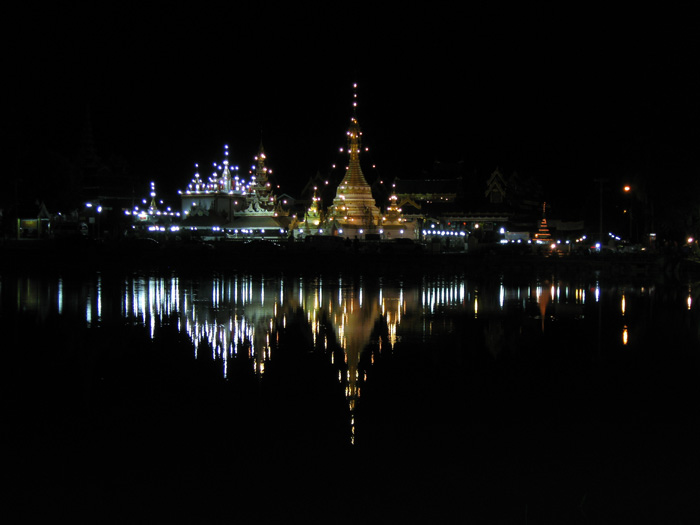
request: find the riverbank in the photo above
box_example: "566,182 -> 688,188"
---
0,238 -> 689,282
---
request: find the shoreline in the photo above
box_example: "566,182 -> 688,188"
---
0,238 -> 690,282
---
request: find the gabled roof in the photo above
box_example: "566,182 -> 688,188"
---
14,200 -> 51,219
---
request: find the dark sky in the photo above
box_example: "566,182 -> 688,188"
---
5,5 -> 699,214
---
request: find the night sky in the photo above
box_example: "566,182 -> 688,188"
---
5,6 -> 699,220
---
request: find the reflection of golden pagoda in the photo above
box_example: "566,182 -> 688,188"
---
297,278 -> 408,444
332,289 -> 378,444
380,286 -> 405,350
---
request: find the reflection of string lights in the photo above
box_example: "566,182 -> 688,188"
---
27,274 -> 687,448
121,275 -> 280,377
621,293 -> 626,316
118,277 -> 613,365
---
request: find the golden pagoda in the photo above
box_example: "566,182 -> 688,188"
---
301,186 -> 323,234
379,189 -> 412,239
325,84 -> 381,238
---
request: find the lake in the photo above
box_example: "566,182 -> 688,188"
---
5,269 -> 700,523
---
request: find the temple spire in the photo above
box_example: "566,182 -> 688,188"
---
222,144 -> 232,192
341,83 -> 369,187
148,181 -> 158,213
325,83 -> 380,236
349,83 -> 361,162
255,141 -> 268,184
536,202 -> 551,240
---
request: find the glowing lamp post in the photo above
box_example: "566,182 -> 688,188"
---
622,184 -> 633,242
594,178 -> 607,250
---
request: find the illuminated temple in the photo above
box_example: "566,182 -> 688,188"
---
179,143 -> 292,237
299,85 -> 416,240
173,85 -> 420,241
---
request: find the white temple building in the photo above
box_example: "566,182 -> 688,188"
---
179,143 -> 292,238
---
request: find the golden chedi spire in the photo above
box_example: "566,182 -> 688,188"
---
304,186 -> 323,229
327,83 -> 380,236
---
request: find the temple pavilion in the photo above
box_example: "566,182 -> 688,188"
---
179,143 -> 292,238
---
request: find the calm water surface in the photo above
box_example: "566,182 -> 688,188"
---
5,270 -> 700,523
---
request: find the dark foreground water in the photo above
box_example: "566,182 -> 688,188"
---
5,270 -> 700,523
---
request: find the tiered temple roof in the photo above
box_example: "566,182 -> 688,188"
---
534,202 -> 551,241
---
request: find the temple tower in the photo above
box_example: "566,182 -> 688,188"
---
250,141 -> 272,202
302,186 -> 323,233
326,84 -> 381,237
221,145 -> 232,193
535,202 -> 551,241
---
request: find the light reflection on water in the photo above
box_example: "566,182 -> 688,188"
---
8,270 -> 700,522
8,271 -> 700,442
9,272 -> 694,359
12,274 -> 694,349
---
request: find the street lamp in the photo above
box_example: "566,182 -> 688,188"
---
594,178 -> 607,251
85,201 -> 101,240
622,184 -> 633,242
